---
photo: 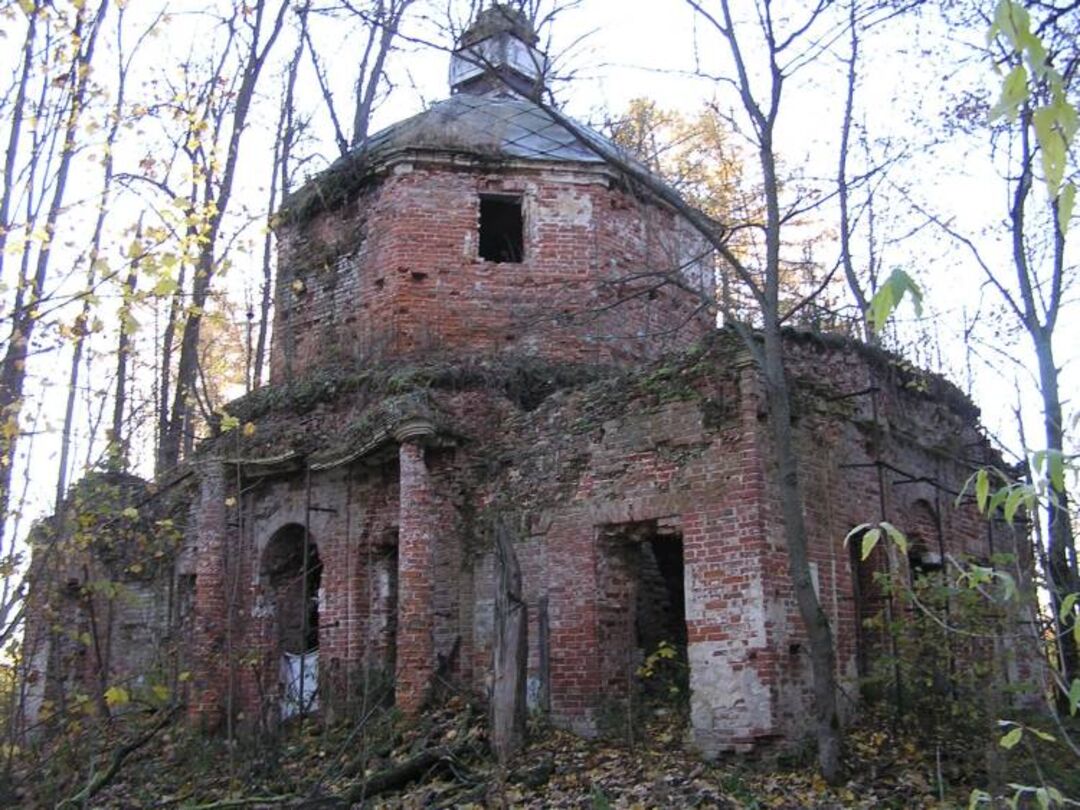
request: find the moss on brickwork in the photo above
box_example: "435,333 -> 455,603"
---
199,355 -> 620,464
284,224 -> 368,280
208,328 -> 981,478
780,326 -> 979,422
565,335 -> 736,436
224,356 -> 614,426
280,148 -> 510,226
280,154 -> 376,225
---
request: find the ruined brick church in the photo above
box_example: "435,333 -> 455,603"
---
21,8 -> 1032,755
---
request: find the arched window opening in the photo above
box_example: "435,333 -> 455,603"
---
907,500 -> 945,583
847,524 -> 891,682
261,524 -> 322,654
261,524 -> 322,719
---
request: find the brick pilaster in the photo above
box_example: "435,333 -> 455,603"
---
190,458 -> 228,725
395,426 -> 437,714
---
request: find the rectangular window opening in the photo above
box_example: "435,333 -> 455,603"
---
479,196 -> 524,263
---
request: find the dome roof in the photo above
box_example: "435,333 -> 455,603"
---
281,91 -> 641,223
363,91 -> 610,165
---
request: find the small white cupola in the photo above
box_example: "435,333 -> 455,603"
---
449,4 -> 548,99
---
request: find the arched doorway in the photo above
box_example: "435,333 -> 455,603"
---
261,524 -> 322,718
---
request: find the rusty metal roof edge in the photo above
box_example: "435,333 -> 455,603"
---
223,451 -> 303,467
308,429 -> 393,471
369,148 -> 623,180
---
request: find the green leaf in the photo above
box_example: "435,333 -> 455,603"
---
1034,107 -> 1066,198
1047,450 -> 1065,494
1060,592 -> 1078,623
1023,36 -> 1048,77
1033,95 -> 1078,199
119,308 -> 140,336
990,64 -> 1028,121
121,507 -> 138,519
1068,679 -> 1080,716
968,565 -> 994,587
999,726 -> 1023,749
220,413 -> 239,432
861,528 -> 881,561
880,521 -> 908,555
988,486 -> 1010,516
997,570 -> 1019,602
1003,487 -> 1026,524
844,523 -> 872,546
152,275 -> 179,297
867,268 -> 923,332
994,0 -> 1031,52
975,469 -> 990,513
1058,182 -> 1076,236
1028,727 -> 1056,742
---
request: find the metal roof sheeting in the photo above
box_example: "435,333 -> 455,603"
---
361,92 -> 611,165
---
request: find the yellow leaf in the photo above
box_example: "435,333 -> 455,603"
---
104,686 -> 129,707
243,422 -> 256,437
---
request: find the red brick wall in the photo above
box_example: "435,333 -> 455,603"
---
181,334 -> 1029,754
190,459 -> 228,725
394,441 -> 435,713
271,160 -> 712,382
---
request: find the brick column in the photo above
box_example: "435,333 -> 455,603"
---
394,420 -> 437,715
686,358 -> 774,756
190,458 -> 228,725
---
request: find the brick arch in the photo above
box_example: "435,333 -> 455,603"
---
847,523 -> 887,678
905,499 -> 944,576
260,523 -> 322,655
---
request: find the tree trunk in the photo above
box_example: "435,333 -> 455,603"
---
111,222 -> 141,469
157,0 -> 288,471
837,0 -> 873,343
0,2 -> 38,283
0,0 -> 108,543
1035,336 -> 1078,687
491,518 -> 527,764
763,290 -> 842,786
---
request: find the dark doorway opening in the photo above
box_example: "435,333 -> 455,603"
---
262,524 -> 322,654
479,196 -> 524,263
634,535 -> 688,704
374,544 -> 398,677
597,520 -> 688,739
